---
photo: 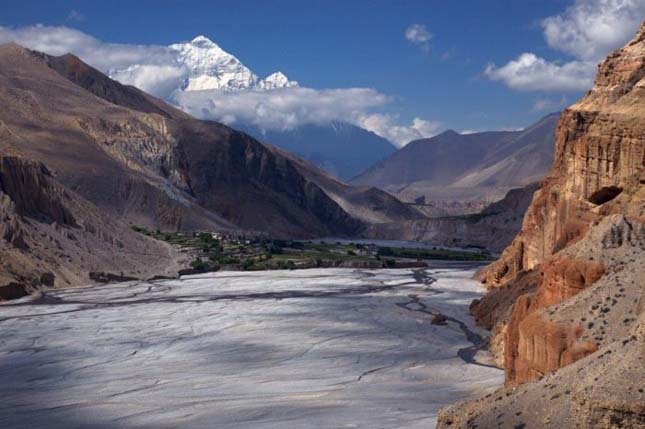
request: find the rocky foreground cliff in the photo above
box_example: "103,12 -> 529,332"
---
438,23 -> 645,428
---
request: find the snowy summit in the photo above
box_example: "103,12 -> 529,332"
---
169,35 -> 298,92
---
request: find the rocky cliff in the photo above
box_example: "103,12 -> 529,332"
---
0,155 -> 178,300
438,23 -> 645,428
479,24 -> 645,287
351,113 -> 558,207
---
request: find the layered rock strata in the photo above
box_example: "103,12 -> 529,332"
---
438,23 -> 645,428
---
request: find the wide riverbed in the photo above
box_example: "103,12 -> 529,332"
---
0,263 -> 502,428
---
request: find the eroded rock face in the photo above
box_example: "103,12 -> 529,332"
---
470,269 -> 539,367
504,257 -> 604,385
437,22 -> 645,429
0,154 -> 178,299
478,23 -> 645,288
486,23 -> 645,385
0,156 -> 76,226
438,311 -> 645,429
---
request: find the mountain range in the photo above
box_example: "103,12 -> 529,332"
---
0,38 -> 568,297
112,35 -> 299,92
1,18 -> 643,429
242,121 -> 397,181
0,42 -> 420,294
352,113 -> 559,205
109,34 -> 561,216
110,35 -> 398,181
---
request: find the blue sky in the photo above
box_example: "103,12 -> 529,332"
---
2,0 -> 643,143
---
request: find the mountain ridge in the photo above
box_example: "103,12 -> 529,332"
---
0,42 -> 422,236
113,35 -> 298,93
0,43 -> 391,238
351,112 -> 559,204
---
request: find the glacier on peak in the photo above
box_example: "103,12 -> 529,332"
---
108,35 -> 298,94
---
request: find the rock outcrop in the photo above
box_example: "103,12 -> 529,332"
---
0,156 -> 76,226
439,308 -> 645,429
503,257 -> 604,384
0,154 -> 179,299
438,23 -> 645,428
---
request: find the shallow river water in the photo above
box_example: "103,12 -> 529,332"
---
0,263 -> 502,428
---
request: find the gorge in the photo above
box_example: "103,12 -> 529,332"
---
0,6 -> 643,429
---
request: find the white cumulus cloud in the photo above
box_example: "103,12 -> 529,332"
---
405,24 -> 432,52
111,64 -> 188,100
485,0 -> 645,91
484,53 -> 595,91
542,0 -> 645,61
0,24 -> 186,99
174,88 -> 440,146
0,25 -> 175,70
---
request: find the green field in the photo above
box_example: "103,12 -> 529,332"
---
132,227 -> 493,274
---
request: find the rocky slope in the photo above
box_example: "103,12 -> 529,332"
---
364,182 -> 539,253
0,43 -> 389,238
270,145 -> 425,225
0,154 -> 178,300
352,113 -> 558,207
438,23 -> 645,429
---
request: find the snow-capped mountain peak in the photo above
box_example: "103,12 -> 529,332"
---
190,35 -> 216,46
169,35 -> 257,91
164,35 -> 298,92
259,71 -> 299,90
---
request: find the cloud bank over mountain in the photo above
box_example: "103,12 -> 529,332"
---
174,87 -> 386,131
0,25 -> 439,146
355,114 -> 441,147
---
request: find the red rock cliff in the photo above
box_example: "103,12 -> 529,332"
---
479,23 -> 645,289
478,23 -> 645,386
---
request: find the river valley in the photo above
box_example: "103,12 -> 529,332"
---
0,263 -> 502,428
